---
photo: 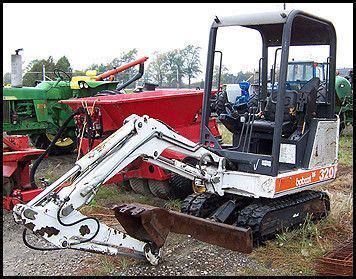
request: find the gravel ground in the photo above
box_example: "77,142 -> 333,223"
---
120,235 -> 261,276
2,210 -> 98,276
2,154 -> 97,276
4,146 -> 351,276
3,154 -> 261,276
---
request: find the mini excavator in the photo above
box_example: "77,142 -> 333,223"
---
13,10 -> 339,265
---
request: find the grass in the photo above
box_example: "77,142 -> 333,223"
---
243,188 -> 353,275
79,254 -> 136,276
163,199 -> 182,211
79,182 -> 170,216
338,133 -> 353,167
241,129 -> 353,276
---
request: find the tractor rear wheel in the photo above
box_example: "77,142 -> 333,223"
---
30,133 -> 76,155
148,179 -> 174,200
129,178 -> 153,196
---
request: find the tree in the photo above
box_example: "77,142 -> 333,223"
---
86,63 -> 107,74
182,45 -> 202,87
164,49 -> 185,88
55,56 -> 71,73
213,64 -> 229,87
212,64 -> 254,87
105,49 -> 138,86
23,56 -> 57,86
21,56 -> 73,86
3,72 -> 11,84
146,52 -> 169,86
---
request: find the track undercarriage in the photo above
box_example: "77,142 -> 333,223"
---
181,190 -> 330,245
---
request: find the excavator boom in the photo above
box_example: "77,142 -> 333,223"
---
12,114 -> 253,265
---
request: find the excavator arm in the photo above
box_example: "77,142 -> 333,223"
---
12,114 -> 252,265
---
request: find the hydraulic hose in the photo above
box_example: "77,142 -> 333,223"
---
30,107 -> 86,189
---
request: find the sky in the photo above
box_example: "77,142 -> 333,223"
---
3,3 -> 354,82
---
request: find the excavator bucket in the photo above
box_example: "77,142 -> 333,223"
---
113,203 -> 253,253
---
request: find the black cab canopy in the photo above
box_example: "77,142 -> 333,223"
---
212,10 -> 336,46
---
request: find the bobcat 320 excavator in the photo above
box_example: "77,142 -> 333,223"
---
13,10 -> 339,265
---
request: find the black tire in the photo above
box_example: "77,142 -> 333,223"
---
129,178 -> 153,196
147,179 -> 174,200
30,133 -> 75,155
339,113 -> 346,135
215,90 -> 229,116
169,173 -> 194,200
3,177 -> 15,197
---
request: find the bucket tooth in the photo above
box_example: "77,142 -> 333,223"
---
113,203 -> 253,253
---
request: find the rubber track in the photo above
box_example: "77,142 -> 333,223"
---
180,193 -> 201,214
236,190 -> 330,245
181,192 -> 228,218
169,174 -> 193,200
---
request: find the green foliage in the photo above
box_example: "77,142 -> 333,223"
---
145,45 -> 202,88
22,56 -> 72,86
72,70 -> 86,76
165,49 -> 185,87
182,45 -> 202,87
86,49 -> 138,88
146,45 -> 202,88
145,52 -> 169,86
87,63 -> 107,73
213,64 -> 254,87
338,134 -> 353,167
3,72 -> 11,84
56,56 -> 71,72
163,199 -> 181,211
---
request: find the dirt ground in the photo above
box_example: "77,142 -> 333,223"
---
2,131 -> 353,276
2,154 -> 263,276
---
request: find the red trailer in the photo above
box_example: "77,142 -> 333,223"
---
61,89 -> 221,199
3,135 -> 45,210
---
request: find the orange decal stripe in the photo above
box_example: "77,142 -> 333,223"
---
276,165 -> 337,193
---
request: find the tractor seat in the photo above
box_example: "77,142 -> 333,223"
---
251,119 -> 295,135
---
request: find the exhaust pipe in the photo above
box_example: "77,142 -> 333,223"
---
11,48 -> 23,88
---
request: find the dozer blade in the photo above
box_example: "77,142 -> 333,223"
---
113,203 -> 253,253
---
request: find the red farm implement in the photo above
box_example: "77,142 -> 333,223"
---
3,135 -> 45,210
61,89 -> 221,199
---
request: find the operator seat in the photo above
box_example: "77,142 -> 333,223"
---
252,77 -> 320,135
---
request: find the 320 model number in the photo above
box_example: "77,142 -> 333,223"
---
319,166 -> 337,181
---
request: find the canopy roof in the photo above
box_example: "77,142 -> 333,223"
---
212,10 -> 335,47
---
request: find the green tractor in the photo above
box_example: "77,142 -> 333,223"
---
3,51 -> 148,154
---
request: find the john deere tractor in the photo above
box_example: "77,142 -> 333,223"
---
3,51 -> 147,154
